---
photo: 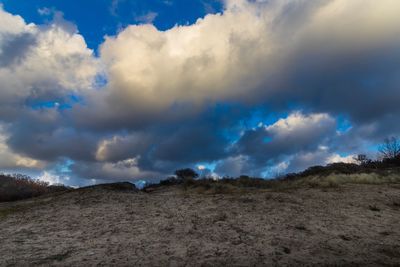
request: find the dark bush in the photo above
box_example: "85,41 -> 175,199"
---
382,155 -> 400,167
174,168 -> 199,180
142,176 -> 183,192
159,176 -> 182,186
0,173 -> 69,202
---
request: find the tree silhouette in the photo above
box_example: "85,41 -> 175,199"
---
354,154 -> 369,165
379,137 -> 400,160
174,168 -> 199,180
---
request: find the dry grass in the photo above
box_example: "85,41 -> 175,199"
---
189,183 -> 245,195
181,173 -> 400,194
0,199 -> 47,219
294,173 -> 400,188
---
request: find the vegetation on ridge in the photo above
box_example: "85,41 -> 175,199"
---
0,174 -> 70,202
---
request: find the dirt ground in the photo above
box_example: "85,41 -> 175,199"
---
1,183 -> 400,266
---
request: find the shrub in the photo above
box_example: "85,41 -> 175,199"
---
0,173 -> 69,202
174,168 -> 199,189
174,168 -> 199,180
159,176 -> 182,186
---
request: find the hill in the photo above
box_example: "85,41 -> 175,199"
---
0,176 -> 399,266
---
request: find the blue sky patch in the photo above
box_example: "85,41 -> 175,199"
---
0,0 -> 223,50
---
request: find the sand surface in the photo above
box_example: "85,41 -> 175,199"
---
1,184 -> 400,266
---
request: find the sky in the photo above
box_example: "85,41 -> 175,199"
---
0,0 -> 400,187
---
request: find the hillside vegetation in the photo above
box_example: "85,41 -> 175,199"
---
0,174 -> 70,202
2,145 -> 400,201
143,158 -> 400,194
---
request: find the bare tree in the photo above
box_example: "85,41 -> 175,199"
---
354,154 -> 369,165
379,137 -> 400,160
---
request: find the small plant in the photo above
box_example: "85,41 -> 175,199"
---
339,235 -> 352,241
282,247 -> 291,254
392,201 -> 400,207
212,213 -> 228,223
294,225 -> 307,231
369,205 -> 380,212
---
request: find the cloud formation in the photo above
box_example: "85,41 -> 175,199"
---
0,7 -> 97,121
73,0 -> 400,129
235,112 -> 336,161
0,125 -> 46,170
1,1 -> 400,185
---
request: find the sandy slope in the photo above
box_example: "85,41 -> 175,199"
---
0,184 -> 400,266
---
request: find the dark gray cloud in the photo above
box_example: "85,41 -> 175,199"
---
71,159 -> 161,182
152,123 -> 228,164
0,32 -> 36,67
233,113 -> 336,164
6,110 -> 99,162
214,155 -> 254,177
278,38 -> 400,125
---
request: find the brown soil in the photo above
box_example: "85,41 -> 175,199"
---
1,184 -> 400,266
